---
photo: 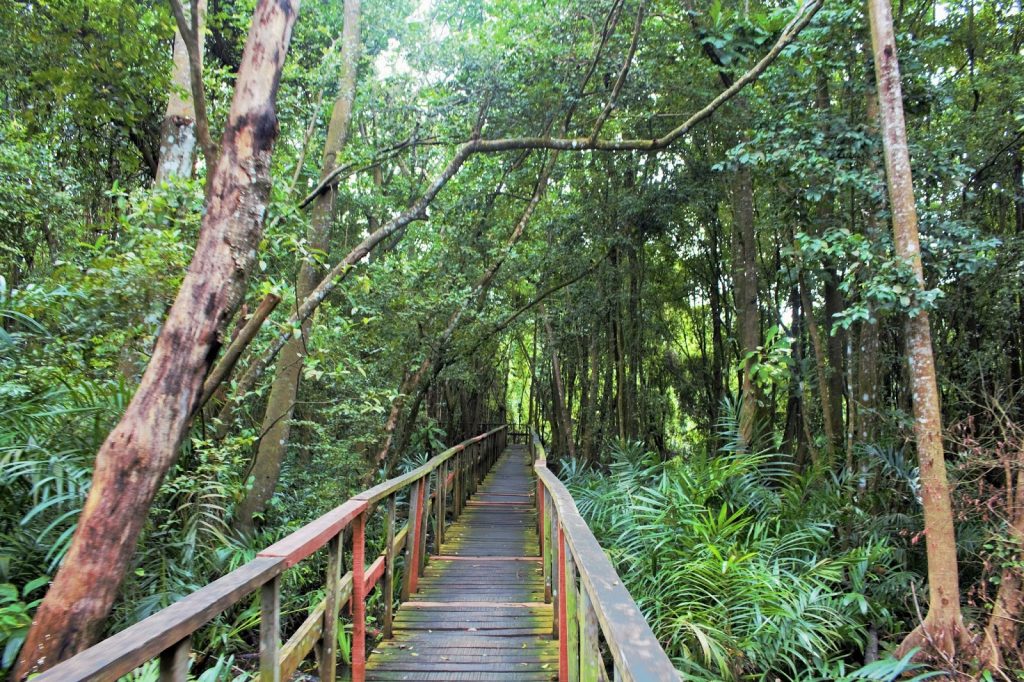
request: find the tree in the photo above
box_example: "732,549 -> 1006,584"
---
12,0 -> 301,675
867,0 -> 968,659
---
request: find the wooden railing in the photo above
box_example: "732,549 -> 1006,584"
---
530,433 -> 678,681
479,421 -> 529,444
35,426 -> 507,682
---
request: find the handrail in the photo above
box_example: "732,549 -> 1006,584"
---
35,426 -> 507,682
531,432 -> 678,681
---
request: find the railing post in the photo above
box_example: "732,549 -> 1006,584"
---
319,531 -> 343,680
159,636 -> 190,682
419,475 -> 430,573
260,576 -> 281,682
351,511 -> 367,681
579,588 -> 603,682
435,461 -> 446,554
557,526 -> 568,680
537,479 -> 544,559
402,478 -> 422,600
544,490 -> 553,605
383,493 -> 397,638
565,537 -> 579,682
454,451 -> 463,518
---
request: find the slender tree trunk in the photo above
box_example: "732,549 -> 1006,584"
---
234,0 -> 361,533
709,214 -> 726,442
814,71 -> 847,452
981,445 -> 1024,667
156,0 -> 208,183
868,0 -> 967,658
800,276 -> 836,463
12,2 -> 299,676
581,338 -> 599,460
732,160 -> 761,447
544,312 -> 576,459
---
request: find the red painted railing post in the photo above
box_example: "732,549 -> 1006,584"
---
558,525 -> 568,682
352,511 -> 366,682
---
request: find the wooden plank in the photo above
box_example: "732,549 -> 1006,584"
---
33,556 -> 285,682
260,575 -> 281,682
364,554 -> 386,594
259,499 -> 366,568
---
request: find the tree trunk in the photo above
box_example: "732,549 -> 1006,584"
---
732,160 -> 761,448
980,446 -> 1024,668
156,0 -> 208,183
544,312 -> 576,459
800,276 -> 836,463
12,2 -> 299,676
235,0 -> 361,533
868,0 -> 967,659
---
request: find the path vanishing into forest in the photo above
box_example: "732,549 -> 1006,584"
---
33,427 -> 677,681
365,445 -> 557,680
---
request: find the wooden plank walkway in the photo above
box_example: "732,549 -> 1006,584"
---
366,444 -> 558,681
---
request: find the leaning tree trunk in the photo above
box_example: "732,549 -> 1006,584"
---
868,0 -> 967,660
155,0 -> 207,183
234,0 -> 362,534
12,2 -> 299,677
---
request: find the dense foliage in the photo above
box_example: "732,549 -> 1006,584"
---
1,0 -> 1024,678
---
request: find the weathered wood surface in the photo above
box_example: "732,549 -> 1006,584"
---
367,445 -> 558,680
534,437 -> 678,682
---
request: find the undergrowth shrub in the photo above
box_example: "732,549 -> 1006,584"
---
560,420 -> 920,681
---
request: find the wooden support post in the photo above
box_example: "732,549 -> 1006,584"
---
352,511 -> 367,682
402,478 -> 422,601
566,539 -> 579,682
260,576 -> 281,682
419,476 -> 430,574
558,526 -> 568,681
454,451 -> 463,518
537,480 -> 544,558
544,490 -> 553,604
319,531 -> 342,681
383,493 -> 397,638
159,636 -> 190,682
434,463 -> 445,555
578,587 -> 603,682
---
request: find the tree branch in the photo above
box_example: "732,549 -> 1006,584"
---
589,1 -> 647,143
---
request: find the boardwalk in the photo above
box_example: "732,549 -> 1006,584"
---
366,444 -> 558,681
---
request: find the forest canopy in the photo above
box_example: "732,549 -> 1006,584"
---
2,0 -> 1024,679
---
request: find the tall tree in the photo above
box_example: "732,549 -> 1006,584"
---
234,0 -> 362,533
12,1 -> 301,675
868,0 -> 967,658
